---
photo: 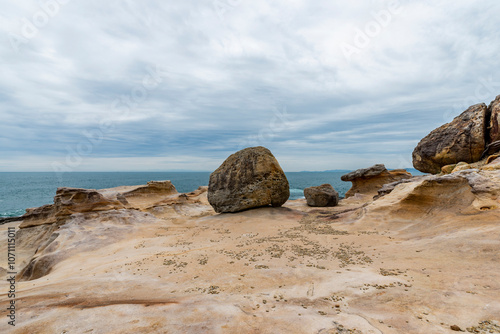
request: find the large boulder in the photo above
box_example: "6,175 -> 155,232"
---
208,147 -> 290,213
341,164 -> 412,199
489,95 -> 500,143
412,103 -> 488,174
304,184 -> 339,207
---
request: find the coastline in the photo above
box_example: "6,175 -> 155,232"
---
1,159 -> 499,333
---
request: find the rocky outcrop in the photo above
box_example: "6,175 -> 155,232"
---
489,95 -> 500,143
122,180 -> 177,197
357,163 -> 500,228
375,177 -> 424,200
341,164 -> 412,198
304,184 -> 339,207
208,147 -> 290,213
412,95 -> 500,174
20,188 -> 126,228
412,104 -> 488,174
2,169 -> 500,333
18,210 -> 159,281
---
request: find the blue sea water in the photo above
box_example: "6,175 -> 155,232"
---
0,172 -> 353,217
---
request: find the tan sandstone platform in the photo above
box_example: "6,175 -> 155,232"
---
1,168 -> 500,334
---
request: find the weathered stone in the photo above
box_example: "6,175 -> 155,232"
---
341,164 -> 412,198
412,103 -> 488,174
482,157 -> 500,171
483,140 -> 500,158
486,154 -> 500,165
341,164 -> 387,181
304,184 -> 339,207
20,188 -> 126,228
451,161 -> 472,173
208,147 -> 290,213
489,95 -> 500,143
374,177 -> 423,200
441,164 -> 457,174
122,180 -> 177,198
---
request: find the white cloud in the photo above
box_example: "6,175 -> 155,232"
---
1,0 -> 500,171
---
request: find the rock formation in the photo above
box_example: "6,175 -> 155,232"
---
304,184 -> 339,207
483,140 -> 500,158
413,95 -> 500,174
208,146 -> 290,213
489,95 -> 500,143
358,167 -> 500,224
20,181 -> 180,228
341,164 -> 412,198
412,103 -> 488,174
20,187 -> 126,228
1,168 -> 499,333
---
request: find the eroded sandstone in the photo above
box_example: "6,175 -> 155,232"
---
341,164 -> 412,199
0,172 -> 499,334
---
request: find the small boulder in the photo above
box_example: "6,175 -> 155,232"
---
208,147 -> 290,213
412,103 -> 488,174
341,164 -> 412,198
304,184 -> 339,207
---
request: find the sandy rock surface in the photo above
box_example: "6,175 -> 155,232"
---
1,171 -> 500,334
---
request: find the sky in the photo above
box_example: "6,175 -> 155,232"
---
1,0 -> 500,172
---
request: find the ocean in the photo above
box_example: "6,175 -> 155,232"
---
0,171 -> 353,218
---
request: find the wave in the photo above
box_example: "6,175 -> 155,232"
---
289,188 -> 305,200
0,209 -> 25,218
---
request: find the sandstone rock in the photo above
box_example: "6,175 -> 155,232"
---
412,103 -> 488,174
341,164 -> 387,181
18,210 -> 158,281
2,170 -> 500,334
53,187 -> 123,216
489,95 -> 500,143
451,161 -> 472,173
341,164 -> 412,198
441,164 -> 457,174
208,147 -> 290,213
122,180 -> 177,198
487,154 -> 500,164
483,140 -> 500,158
482,157 -> 500,171
359,169 -> 500,225
304,184 -> 339,207
20,187 -> 126,228
374,177 -> 423,199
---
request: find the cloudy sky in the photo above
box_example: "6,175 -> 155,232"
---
1,0 -> 499,172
